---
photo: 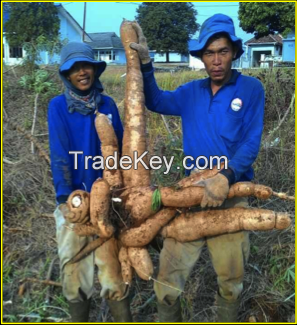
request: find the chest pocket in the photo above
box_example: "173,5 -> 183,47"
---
219,112 -> 243,145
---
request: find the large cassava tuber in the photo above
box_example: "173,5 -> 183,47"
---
120,182 -> 292,226
120,186 -> 156,226
128,247 -> 154,281
161,182 -> 274,207
119,167 -> 228,226
119,247 -> 133,285
161,207 -> 292,242
95,113 -> 123,189
119,208 -> 177,247
90,179 -> 115,239
120,20 -> 150,188
67,190 -> 90,224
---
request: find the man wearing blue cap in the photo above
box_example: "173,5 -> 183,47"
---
131,14 -> 264,322
48,42 -> 132,322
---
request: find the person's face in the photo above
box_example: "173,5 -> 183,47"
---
201,37 -> 236,85
67,62 -> 95,91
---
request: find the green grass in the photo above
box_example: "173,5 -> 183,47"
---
3,263 -> 14,284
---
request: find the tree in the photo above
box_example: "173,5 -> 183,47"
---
136,2 -> 199,62
4,3 -> 60,69
238,2 -> 295,38
5,2 -> 60,47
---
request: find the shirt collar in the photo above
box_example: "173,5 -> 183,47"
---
201,69 -> 241,88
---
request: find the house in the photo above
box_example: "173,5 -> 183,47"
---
3,3 -> 189,67
85,33 -> 190,64
153,52 -> 189,63
40,4 -> 92,64
3,3 -> 92,66
244,34 -> 283,68
3,9 -> 26,66
282,30 -> 295,62
84,32 -> 126,65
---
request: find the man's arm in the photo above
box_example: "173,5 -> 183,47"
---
130,22 -> 186,117
48,100 -> 73,204
141,61 -> 189,116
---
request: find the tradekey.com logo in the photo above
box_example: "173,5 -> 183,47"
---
69,151 -> 228,174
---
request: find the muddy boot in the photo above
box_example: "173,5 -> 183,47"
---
216,293 -> 240,322
157,298 -> 183,322
68,299 -> 91,322
107,296 -> 133,322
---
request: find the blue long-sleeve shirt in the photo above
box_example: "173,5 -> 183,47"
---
48,94 -> 123,203
142,63 -> 265,182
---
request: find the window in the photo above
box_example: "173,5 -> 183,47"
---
106,51 -> 111,60
99,50 -> 116,61
10,46 -> 23,58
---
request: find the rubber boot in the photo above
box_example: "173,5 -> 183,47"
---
68,299 -> 91,322
216,293 -> 240,322
157,298 -> 183,322
107,296 -> 133,322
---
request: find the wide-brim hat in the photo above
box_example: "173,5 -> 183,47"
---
59,42 -> 106,77
190,14 -> 244,60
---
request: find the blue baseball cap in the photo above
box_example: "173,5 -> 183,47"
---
59,42 -> 106,77
190,14 -> 244,60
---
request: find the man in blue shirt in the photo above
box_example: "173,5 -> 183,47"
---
131,14 -> 264,322
48,42 -> 132,322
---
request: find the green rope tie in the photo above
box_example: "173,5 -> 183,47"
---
151,188 -> 162,212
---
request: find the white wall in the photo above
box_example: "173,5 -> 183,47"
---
189,55 -> 204,70
154,52 -> 189,63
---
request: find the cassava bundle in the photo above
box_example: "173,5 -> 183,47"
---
66,20 -> 294,283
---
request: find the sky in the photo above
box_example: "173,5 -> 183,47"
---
58,1 -> 254,43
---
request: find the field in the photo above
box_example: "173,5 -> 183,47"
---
3,63 -> 295,322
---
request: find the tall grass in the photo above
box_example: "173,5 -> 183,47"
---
3,64 -> 295,322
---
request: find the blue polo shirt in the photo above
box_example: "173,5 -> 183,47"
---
142,63 -> 265,182
48,94 -> 123,203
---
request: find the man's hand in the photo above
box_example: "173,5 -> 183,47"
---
194,173 -> 229,208
59,204 -> 89,224
129,22 -> 151,64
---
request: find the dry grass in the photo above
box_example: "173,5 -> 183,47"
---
3,64 -> 295,322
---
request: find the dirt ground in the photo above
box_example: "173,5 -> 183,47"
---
2,64 -> 295,323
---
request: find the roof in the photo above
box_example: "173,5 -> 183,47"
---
245,34 -> 283,45
86,32 -> 124,49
